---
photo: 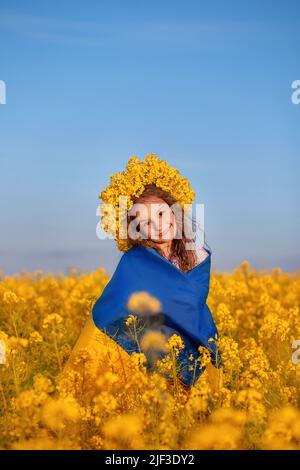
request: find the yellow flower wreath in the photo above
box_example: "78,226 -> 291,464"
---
99,153 -> 195,251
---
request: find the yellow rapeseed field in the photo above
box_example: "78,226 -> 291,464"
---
0,261 -> 300,450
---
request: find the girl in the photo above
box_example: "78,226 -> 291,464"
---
62,154 -> 222,393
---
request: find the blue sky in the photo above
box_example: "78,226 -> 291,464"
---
0,0 -> 299,275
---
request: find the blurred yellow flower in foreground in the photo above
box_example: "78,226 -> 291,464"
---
127,291 -> 161,315
140,331 -> 169,352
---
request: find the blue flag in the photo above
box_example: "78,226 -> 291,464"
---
92,244 -> 221,385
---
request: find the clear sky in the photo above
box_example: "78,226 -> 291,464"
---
0,0 -> 299,275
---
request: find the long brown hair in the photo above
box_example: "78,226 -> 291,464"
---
127,184 -> 198,271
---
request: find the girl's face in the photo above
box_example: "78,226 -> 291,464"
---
130,196 -> 177,244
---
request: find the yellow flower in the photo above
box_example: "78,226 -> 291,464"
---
235,389 -> 266,424
102,414 -> 144,449
130,352 -> 147,369
33,374 -> 54,394
29,331 -> 43,344
0,330 -> 8,344
8,336 -> 28,350
216,303 -> 237,335
127,291 -> 161,316
42,396 -> 80,431
93,391 -> 118,414
96,371 -> 120,390
125,314 -> 137,326
185,422 -> 243,450
140,331 -> 169,352
263,406 -> 300,450
168,334 -> 185,351
3,290 -> 19,304
198,346 -> 211,367
12,437 -> 66,450
42,313 -> 63,329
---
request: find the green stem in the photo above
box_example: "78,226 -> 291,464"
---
191,359 -> 198,386
0,376 -> 9,434
0,376 -> 8,411
171,348 -> 178,395
133,322 -> 141,354
10,307 -> 19,338
52,326 -> 62,371
11,358 -> 20,395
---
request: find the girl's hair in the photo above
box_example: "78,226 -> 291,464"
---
127,184 -> 209,272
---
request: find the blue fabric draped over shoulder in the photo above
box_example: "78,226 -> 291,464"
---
92,244 -> 221,386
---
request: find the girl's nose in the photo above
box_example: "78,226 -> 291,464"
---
152,218 -> 160,235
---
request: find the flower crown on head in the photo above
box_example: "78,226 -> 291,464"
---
99,153 -> 195,252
